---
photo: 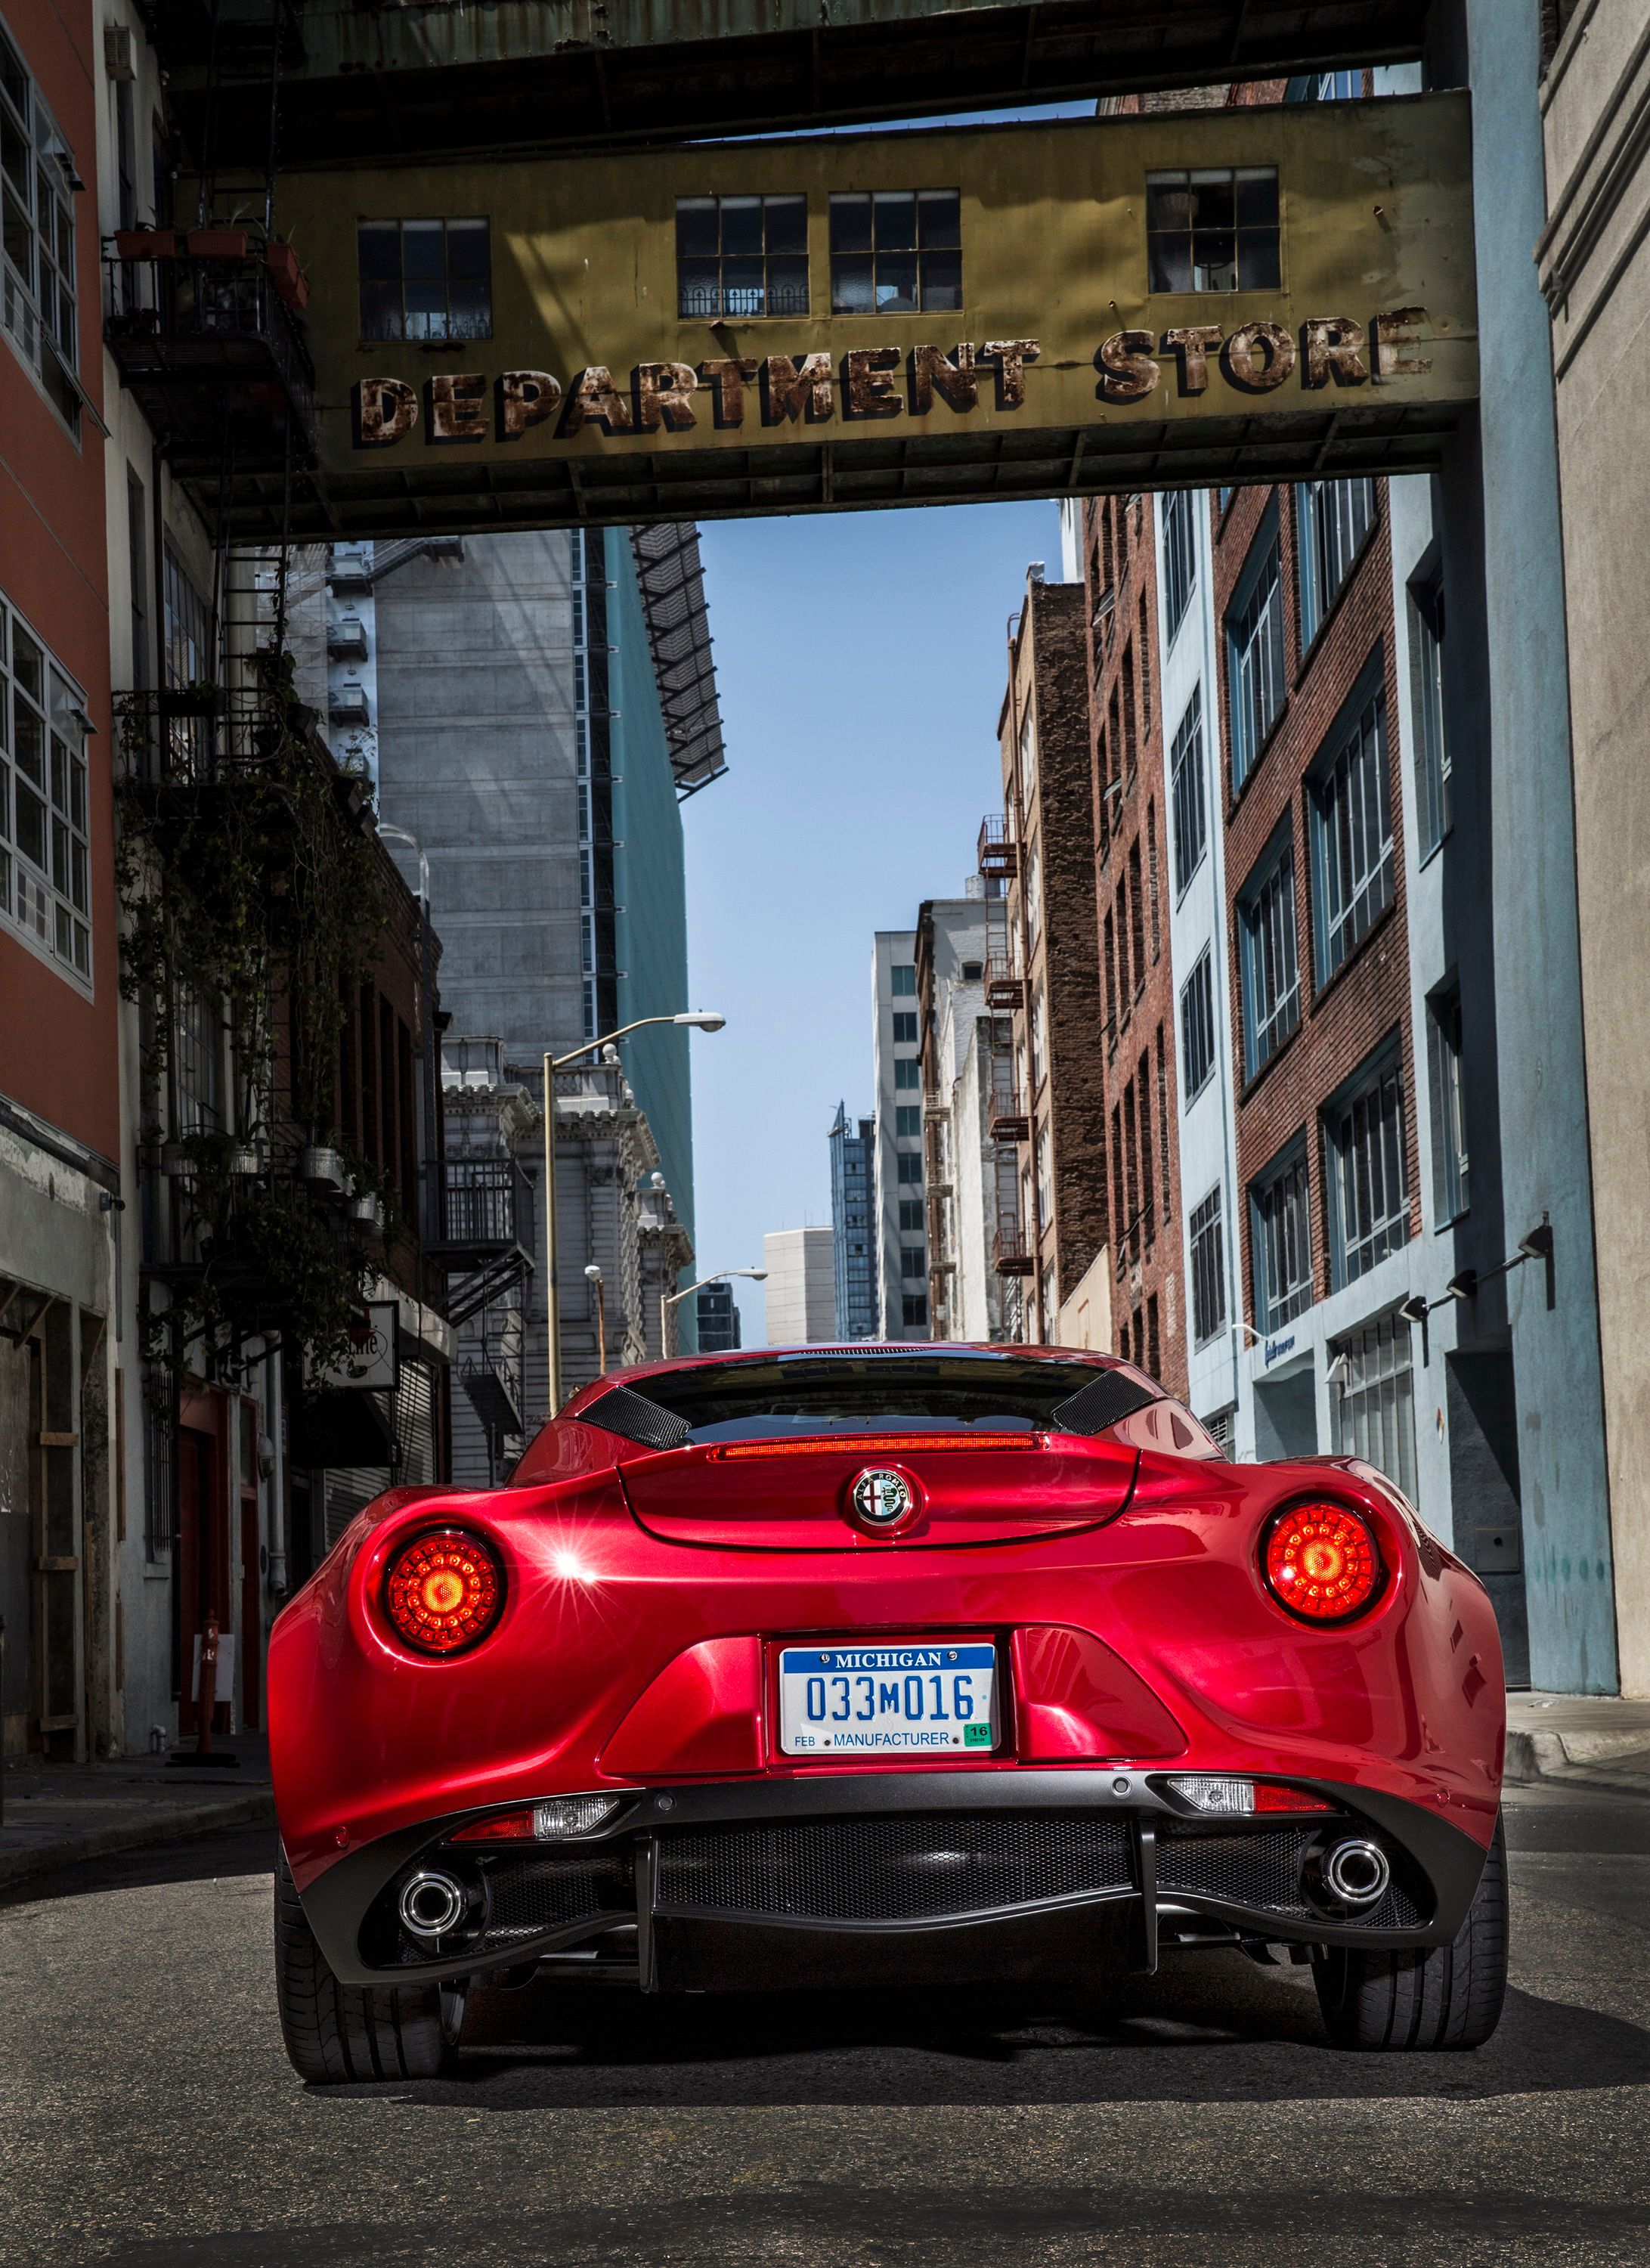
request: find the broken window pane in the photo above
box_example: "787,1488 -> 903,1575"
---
355,217 -> 493,342
674,194 -> 813,318
830,190 -> 964,314
1147,166 -> 1280,293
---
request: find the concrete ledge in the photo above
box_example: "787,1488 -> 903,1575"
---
0,1789 -> 274,1892
1504,1690 -> 1650,1793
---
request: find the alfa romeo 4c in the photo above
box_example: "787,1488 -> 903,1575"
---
268,1345 -> 1507,2081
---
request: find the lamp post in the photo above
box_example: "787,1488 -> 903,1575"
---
584,1264 -> 607,1375
543,1012 -> 725,1413
661,1268 -> 767,1361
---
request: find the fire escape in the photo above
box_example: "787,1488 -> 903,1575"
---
980,816 -> 1033,1295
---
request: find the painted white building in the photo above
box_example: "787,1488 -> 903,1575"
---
870,928 -> 927,1339
762,1226 -> 836,1346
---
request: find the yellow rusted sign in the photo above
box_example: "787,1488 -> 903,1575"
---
237,94 -> 1475,536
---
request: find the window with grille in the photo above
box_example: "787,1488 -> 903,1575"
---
1226,509 -> 1286,788
1427,986 -> 1469,1226
1330,1312 -> 1417,1504
676,194 -> 808,318
1311,686 -> 1392,981
1412,574 -> 1451,859
1170,687 -> 1206,895
1180,947 -> 1216,1103
0,22 -> 79,432
1189,1184 -> 1226,1346
174,979 -> 223,1134
1324,1046 -> 1410,1287
1238,824 -> 1299,1078
1147,167 -> 1280,293
0,593 -> 91,984
163,547 -> 210,688
358,218 -> 491,342
1250,1140 -> 1312,1333
830,191 -> 960,314
1297,480 -> 1376,647
1162,488 -> 1197,643
1203,1404 -> 1236,1455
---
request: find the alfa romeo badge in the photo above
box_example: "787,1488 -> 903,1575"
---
849,1467 -> 916,1532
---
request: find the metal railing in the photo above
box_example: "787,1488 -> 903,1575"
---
104,253 -> 317,454
436,1156 -> 531,1252
977,814 -> 1020,878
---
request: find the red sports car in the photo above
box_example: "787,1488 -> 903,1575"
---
268,1344 -> 1508,2082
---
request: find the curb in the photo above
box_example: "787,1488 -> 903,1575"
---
1505,1727 -> 1650,1795
0,1789 -> 275,1893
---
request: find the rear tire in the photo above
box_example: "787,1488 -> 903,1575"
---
274,1845 -> 462,2084
1312,1812 -> 1507,2052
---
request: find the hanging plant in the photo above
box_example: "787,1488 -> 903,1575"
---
116,658 -> 392,1382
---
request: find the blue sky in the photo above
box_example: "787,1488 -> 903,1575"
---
683,497 -> 1063,1345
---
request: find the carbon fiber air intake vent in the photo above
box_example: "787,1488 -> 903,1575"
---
579,1384 -> 692,1451
1048,1369 -> 1160,1438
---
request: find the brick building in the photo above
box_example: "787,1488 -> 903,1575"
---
1082,494 -> 1184,1393
982,569 -> 1110,1350
1,0 -> 119,1765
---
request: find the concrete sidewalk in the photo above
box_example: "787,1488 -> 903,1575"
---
1506,1690 -> 1650,1796
0,1737 -> 274,1892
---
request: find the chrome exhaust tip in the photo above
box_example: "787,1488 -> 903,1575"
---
1321,1837 -> 1391,1909
398,1869 -> 468,1941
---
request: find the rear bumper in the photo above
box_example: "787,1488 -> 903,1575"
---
298,1767 -> 1491,1989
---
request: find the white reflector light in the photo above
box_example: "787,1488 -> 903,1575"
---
533,1795 -> 622,1839
1166,1775 -> 1255,1814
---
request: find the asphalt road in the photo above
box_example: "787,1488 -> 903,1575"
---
3,1782 -> 1647,2268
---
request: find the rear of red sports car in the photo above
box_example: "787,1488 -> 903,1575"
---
268,1345 -> 1509,2081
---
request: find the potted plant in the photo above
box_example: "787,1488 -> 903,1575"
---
112,227 -> 178,261
298,1144 -> 345,1193
265,237 -> 308,311
186,227 -> 249,260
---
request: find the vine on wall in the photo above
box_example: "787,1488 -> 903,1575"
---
116,661 -> 392,1381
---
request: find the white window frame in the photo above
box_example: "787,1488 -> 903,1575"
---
1330,1310 -> 1418,1504
1188,1182 -> 1227,1347
1323,1044 -> 1410,1289
1179,945 -> 1216,1104
1170,686 -> 1206,897
0,588 -> 92,990
0,16 -> 80,437
1227,507 -> 1286,788
1296,479 -> 1376,648
1311,683 -> 1394,982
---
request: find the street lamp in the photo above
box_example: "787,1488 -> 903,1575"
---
543,1012 -> 725,1411
661,1268 -> 767,1361
584,1264 -> 607,1376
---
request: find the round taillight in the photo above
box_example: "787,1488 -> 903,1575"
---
383,1527 -> 504,1655
1263,1503 -> 1382,1622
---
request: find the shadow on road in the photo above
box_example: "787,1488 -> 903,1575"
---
334,1951 -> 1650,2110
90,2178 -> 1650,2268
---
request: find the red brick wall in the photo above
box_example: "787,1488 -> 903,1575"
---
0,0 -> 117,1163
1001,581 -> 1108,1340
1211,481 -> 1417,1325
1083,492 -> 1186,1396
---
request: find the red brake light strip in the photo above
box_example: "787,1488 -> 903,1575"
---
710,1432 -> 1042,1461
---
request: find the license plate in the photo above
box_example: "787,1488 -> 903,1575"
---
778,1641 -> 998,1755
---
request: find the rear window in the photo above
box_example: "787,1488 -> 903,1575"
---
598,1352 -> 1144,1445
